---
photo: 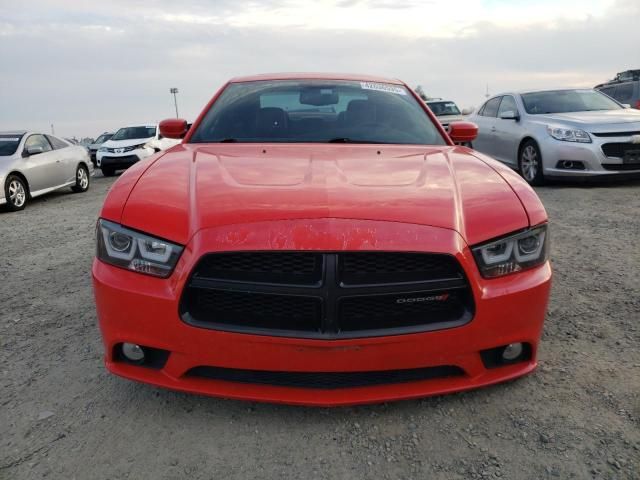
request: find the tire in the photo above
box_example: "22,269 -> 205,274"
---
4,174 -> 28,211
518,140 -> 545,186
101,167 -> 116,177
71,164 -> 90,193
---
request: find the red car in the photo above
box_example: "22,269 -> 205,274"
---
93,73 -> 551,406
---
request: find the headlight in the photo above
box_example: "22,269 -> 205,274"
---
547,126 -> 591,143
472,225 -> 548,278
96,219 -> 184,278
98,147 -> 108,152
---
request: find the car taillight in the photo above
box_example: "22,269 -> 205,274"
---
635,100 -> 640,110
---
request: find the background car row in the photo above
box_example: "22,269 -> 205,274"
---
0,131 -> 92,211
467,88 -> 640,185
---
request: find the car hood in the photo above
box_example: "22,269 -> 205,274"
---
434,114 -> 466,124
533,109 -> 640,130
102,137 -> 154,148
112,144 -> 532,246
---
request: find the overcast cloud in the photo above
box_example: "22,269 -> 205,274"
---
0,0 -> 638,137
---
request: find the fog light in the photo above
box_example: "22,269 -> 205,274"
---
122,343 -> 145,362
502,343 -> 524,361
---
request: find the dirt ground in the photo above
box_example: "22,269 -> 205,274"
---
1,173 -> 638,480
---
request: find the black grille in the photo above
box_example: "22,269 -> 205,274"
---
591,131 -> 640,137
601,163 -> 640,171
185,365 -> 465,389
601,142 -> 640,159
186,288 -> 322,332
100,155 -> 139,165
192,252 -> 323,285
180,252 -> 473,338
339,252 -> 462,285
339,290 -> 467,332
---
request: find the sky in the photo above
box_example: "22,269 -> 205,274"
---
1,0 -> 638,138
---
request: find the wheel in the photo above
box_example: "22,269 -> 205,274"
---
101,167 -> 116,177
71,164 -> 90,193
4,174 -> 28,211
518,140 -> 545,186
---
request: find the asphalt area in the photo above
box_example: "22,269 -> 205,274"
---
1,172 -> 639,480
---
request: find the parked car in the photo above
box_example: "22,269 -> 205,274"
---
96,124 -> 179,176
595,69 -> 640,109
426,99 -> 466,130
93,73 -> 551,406
1,131 -> 92,211
88,132 -> 114,166
467,88 -> 640,184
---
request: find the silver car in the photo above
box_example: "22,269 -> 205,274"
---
468,89 -> 640,184
0,131 -> 92,211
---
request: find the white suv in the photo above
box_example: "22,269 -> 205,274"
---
425,100 -> 466,130
96,124 -> 179,176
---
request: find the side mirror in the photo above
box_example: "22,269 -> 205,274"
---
499,110 -> 519,121
159,118 -> 188,139
448,121 -> 478,143
461,107 -> 474,115
24,145 -> 44,156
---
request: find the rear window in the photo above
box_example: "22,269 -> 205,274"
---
0,134 -> 24,156
190,80 -> 446,145
521,89 -> 622,114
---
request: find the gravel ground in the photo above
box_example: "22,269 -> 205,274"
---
1,174 -> 639,480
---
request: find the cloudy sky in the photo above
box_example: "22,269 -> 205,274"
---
1,0 -> 638,138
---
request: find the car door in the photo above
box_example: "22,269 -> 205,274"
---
493,95 -> 522,166
21,134 -> 62,192
471,96 -> 502,156
47,135 -> 77,183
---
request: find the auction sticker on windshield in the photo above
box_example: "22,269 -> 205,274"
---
360,82 -> 407,95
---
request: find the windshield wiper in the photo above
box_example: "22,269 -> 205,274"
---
218,138 -> 238,143
327,138 -> 384,144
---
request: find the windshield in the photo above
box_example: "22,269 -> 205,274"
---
190,80 -> 446,145
0,134 -> 24,156
427,101 -> 461,116
112,126 -> 156,141
94,134 -> 113,144
521,89 -> 622,114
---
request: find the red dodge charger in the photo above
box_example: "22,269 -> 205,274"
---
92,73 -> 551,406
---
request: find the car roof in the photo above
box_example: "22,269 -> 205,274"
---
0,130 -> 28,135
229,72 -> 404,85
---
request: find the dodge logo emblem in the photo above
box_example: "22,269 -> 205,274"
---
631,135 -> 640,144
396,293 -> 449,304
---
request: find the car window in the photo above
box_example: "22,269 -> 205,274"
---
190,80 -> 447,145
24,134 -> 52,153
521,89 -> 622,114
46,135 -> 70,150
613,83 -> 634,103
95,134 -> 113,144
497,96 -> 518,117
112,126 -> 157,141
0,134 -> 25,156
599,86 -> 615,98
480,97 -> 502,117
427,101 -> 461,116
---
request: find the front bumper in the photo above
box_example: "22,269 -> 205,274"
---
539,135 -> 640,178
93,219 -> 552,406
96,148 -> 152,169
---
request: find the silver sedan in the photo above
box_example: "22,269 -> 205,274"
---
1,131 -> 93,211
467,89 -> 640,184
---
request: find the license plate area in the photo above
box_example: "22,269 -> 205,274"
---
623,149 -> 640,164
